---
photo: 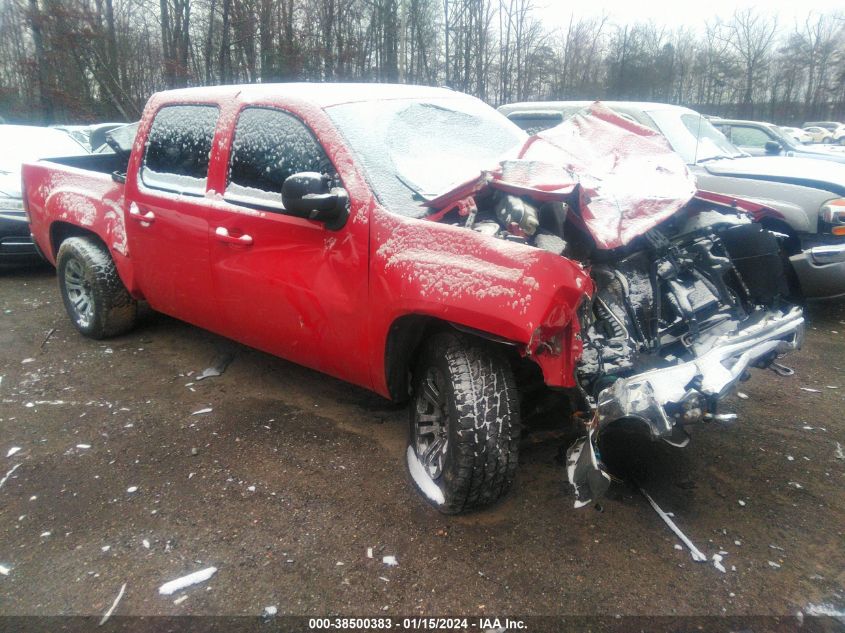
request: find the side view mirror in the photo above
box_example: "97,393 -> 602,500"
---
282,172 -> 349,230
764,141 -> 782,155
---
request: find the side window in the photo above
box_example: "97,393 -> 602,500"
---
225,107 -> 336,210
141,105 -> 219,195
730,126 -> 771,148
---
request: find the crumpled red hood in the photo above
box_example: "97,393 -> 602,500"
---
427,102 -> 697,250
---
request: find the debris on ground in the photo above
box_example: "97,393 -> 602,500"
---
194,353 -> 234,382
158,567 -> 217,595
126,486 -> 138,493
142,539 -> 150,549
76,444 -> 91,449
639,487 -> 706,562
712,554 -> 726,573
738,500 -> 747,507
367,547 -> 373,559
736,392 -> 749,400
0,564 -> 11,575
0,463 -> 21,489
836,443 -> 844,460
6,447 -> 21,457
191,408 -> 213,416
768,561 -> 782,569
173,595 -> 187,605
800,388 -> 821,393
382,555 -> 398,567
99,582 -> 126,625
263,606 -> 277,617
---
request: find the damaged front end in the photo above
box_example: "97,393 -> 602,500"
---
424,103 -> 805,509
567,209 -> 805,507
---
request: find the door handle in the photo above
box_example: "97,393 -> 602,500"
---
128,205 -> 155,223
215,226 -> 253,246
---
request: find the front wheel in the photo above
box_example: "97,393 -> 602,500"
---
407,332 -> 520,514
57,237 -> 137,339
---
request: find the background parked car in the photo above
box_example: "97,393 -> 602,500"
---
803,126 -> 835,144
0,125 -> 89,262
499,100 -> 845,299
779,126 -> 812,144
51,122 -> 125,152
710,118 -> 845,163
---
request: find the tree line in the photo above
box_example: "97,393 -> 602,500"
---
0,0 -> 843,126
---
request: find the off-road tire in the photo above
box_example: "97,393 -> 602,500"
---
408,332 -> 520,514
57,237 -> 137,339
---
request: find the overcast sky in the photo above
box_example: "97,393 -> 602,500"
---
538,0 -> 843,31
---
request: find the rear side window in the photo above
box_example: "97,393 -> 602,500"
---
225,107 -> 335,210
141,105 -> 219,195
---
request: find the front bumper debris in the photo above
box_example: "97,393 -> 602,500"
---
568,305 -> 804,508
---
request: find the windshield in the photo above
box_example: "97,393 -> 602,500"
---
327,97 -> 526,216
0,126 -> 89,173
646,110 -> 743,164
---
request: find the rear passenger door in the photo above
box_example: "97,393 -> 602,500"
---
125,104 -> 219,329
206,107 -> 370,386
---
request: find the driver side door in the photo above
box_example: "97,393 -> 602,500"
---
206,106 -> 371,388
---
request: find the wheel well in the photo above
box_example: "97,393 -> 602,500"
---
50,222 -> 107,258
384,315 -> 521,403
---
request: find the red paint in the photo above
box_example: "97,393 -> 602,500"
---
22,85 -> 596,399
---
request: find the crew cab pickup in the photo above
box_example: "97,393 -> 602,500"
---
23,84 -> 804,513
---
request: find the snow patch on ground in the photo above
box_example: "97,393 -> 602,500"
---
158,567 -> 217,595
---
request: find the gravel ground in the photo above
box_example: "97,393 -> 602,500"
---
0,263 -> 843,625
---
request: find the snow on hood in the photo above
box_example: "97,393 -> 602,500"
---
702,155 -> 845,190
522,103 -> 697,249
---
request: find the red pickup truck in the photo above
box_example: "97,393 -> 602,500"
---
23,84 -> 804,513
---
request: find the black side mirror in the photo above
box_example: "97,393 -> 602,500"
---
281,172 -> 349,230
764,141 -> 782,155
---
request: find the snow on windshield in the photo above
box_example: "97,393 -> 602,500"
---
327,97 -> 526,216
0,125 -> 88,171
647,110 -> 741,164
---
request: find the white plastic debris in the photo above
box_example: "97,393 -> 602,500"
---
99,582 -> 126,625
191,408 -> 213,415
21,358 -> 35,364
158,567 -> 217,595
264,606 -> 277,617
142,539 -> 150,549
835,442 -> 844,460
382,555 -> 398,567
712,554 -> 726,573
126,486 -> 138,493
406,446 -> 444,505
0,463 -> 21,489
788,481 -> 803,489
76,444 -> 91,449
736,392 -> 749,400
6,447 -> 21,457
366,547 -> 373,559
0,564 -> 11,575
173,595 -> 188,605
247,485 -> 255,492
768,561 -> 781,569
40,531 -> 51,537
800,388 -> 821,393
639,487 -> 707,562
738,500 -> 746,507
787,455 -> 795,461
101,545 -> 111,552
673,544 -> 683,551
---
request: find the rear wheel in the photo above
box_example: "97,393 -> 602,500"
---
407,332 -> 520,514
57,237 -> 137,339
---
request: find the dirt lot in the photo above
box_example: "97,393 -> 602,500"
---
1,263 -> 844,625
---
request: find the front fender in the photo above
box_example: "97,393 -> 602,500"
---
369,207 -> 592,395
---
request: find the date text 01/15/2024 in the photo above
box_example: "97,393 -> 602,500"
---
307,617 -> 527,630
